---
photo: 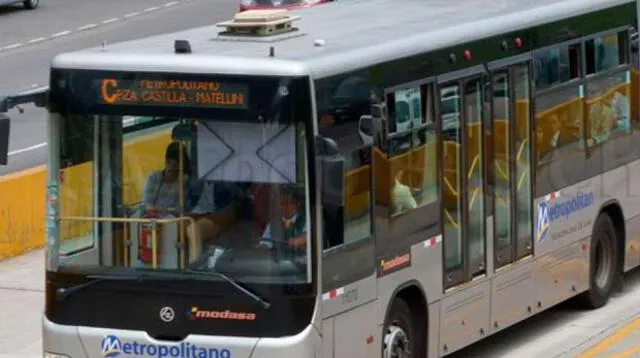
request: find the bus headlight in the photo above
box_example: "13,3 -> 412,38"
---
44,352 -> 70,358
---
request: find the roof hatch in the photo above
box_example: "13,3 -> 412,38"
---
216,9 -> 301,37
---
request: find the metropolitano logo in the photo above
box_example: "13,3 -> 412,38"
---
536,201 -> 551,243
100,334 -> 232,358
101,335 -> 123,358
536,191 -> 594,243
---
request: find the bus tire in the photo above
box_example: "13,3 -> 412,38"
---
383,297 -> 417,358
579,213 -> 618,309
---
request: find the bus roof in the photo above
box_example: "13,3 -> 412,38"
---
51,0 -> 632,79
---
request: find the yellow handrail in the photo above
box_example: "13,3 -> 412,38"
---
59,215 -> 197,268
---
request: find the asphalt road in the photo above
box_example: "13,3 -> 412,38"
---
0,0 -> 240,175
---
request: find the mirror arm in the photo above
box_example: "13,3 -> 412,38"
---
0,86 -> 49,113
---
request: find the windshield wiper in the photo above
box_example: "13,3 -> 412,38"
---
56,275 -> 144,302
184,268 -> 271,309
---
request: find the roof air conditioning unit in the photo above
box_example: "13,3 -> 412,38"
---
217,9 -> 301,37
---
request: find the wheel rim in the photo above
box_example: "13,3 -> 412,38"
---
595,230 -> 613,289
383,324 -> 411,358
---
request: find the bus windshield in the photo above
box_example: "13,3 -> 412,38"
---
47,72 -> 313,285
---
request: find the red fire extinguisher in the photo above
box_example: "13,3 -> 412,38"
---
139,174 -> 165,264
138,212 -> 159,264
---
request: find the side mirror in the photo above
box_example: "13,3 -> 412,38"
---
0,114 -> 10,165
358,115 -> 374,145
320,155 -> 344,206
316,135 -> 345,247
320,154 -> 345,248
316,136 -> 344,201
315,135 -> 341,157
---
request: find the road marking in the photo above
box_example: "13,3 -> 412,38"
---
577,314 -> 640,358
0,0 -> 198,53
77,24 -> 98,31
51,30 -> 71,38
8,117 -> 135,156
27,37 -> 46,44
8,142 -> 47,156
102,17 -> 119,24
608,345 -> 640,358
3,43 -> 22,50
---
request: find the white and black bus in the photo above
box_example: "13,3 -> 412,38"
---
1,0 -> 639,356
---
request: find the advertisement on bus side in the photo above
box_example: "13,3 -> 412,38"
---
536,191 -> 595,243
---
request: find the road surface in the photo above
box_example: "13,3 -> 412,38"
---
0,0 -> 239,175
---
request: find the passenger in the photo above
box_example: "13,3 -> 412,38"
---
258,185 -> 307,251
611,91 -> 630,131
587,102 -> 614,147
391,170 -> 417,215
185,180 -> 220,260
141,142 -> 191,216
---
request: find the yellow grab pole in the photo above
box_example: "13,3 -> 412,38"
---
152,221 -> 158,269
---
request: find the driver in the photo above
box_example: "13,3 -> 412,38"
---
258,186 -> 307,251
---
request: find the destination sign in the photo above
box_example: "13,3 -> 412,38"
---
96,78 -> 249,109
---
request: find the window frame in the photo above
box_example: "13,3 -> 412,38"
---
382,79 -> 439,219
437,65 -> 487,290
533,38 -> 584,94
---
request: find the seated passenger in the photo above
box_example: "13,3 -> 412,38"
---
391,170 -> 417,215
141,142 -> 191,216
611,91 -> 630,131
185,180 -> 220,259
258,185 -> 307,251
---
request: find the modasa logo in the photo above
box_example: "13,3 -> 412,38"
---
100,334 -> 231,358
186,306 -> 257,321
536,191 -> 594,242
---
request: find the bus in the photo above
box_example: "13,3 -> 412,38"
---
1,0 -> 640,356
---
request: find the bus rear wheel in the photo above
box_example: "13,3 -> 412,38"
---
383,298 -> 415,358
579,213 -> 618,309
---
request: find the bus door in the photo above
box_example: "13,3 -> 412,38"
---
437,65 -> 488,288
487,54 -> 534,269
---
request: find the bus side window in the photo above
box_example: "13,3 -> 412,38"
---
534,43 -> 583,163
316,74 -> 377,296
534,42 -> 587,194
584,30 -> 633,171
385,84 -> 438,217
315,73 -> 376,251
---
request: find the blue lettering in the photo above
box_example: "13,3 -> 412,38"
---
547,191 -> 594,222
132,342 -> 141,355
102,335 -> 231,358
158,345 -> 168,358
122,343 -> 132,354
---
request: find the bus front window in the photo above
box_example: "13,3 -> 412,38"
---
49,75 -> 312,286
